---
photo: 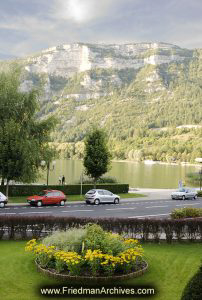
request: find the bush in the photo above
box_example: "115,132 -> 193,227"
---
171,207 -> 202,219
197,191 -> 202,197
0,184 -> 129,196
25,225 -> 144,277
181,265 -> 202,300
186,172 -> 201,187
83,224 -> 125,255
42,227 -> 87,253
76,176 -> 118,184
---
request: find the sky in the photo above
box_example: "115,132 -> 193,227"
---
0,0 -> 202,58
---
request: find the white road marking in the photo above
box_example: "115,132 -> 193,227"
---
146,205 -> 169,208
19,212 -> 51,214
106,207 -> 136,211
128,213 -> 170,218
62,210 -> 94,213
0,212 -> 16,215
176,203 -> 200,207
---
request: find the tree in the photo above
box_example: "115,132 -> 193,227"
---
0,67 -> 56,198
83,128 -> 111,187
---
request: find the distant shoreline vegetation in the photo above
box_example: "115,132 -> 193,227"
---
51,125 -> 202,164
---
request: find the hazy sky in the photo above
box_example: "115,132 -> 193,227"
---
0,0 -> 202,58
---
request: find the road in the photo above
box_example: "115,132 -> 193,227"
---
0,198 -> 201,218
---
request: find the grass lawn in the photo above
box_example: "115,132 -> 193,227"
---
8,193 -> 146,204
0,241 -> 201,300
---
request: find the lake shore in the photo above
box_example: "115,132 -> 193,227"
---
112,159 -> 201,167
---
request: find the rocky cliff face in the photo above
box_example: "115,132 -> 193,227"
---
21,42 -> 193,101
25,42 -> 191,78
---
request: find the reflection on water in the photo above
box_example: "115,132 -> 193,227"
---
39,160 -> 198,188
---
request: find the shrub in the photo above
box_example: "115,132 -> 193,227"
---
186,172 -> 201,187
171,207 -> 202,219
197,190 -> 202,197
42,227 -> 87,253
83,224 -> 126,255
76,176 -> 118,184
181,265 -> 202,300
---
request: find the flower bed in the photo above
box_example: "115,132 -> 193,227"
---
25,224 -> 147,281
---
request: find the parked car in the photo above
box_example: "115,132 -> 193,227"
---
85,189 -> 120,205
171,188 -> 197,200
0,192 -> 8,208
27,190 -> 67,207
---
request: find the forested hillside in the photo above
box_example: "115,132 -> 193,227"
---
1,43 -> 202,162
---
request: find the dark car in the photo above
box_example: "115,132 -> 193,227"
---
27,190 -> 67,207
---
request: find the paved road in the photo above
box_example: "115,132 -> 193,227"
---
0,198 -> 201,218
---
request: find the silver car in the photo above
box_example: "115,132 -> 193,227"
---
0,192 -> 8,208
171,188 -> 197,200
85,189 -> 120,205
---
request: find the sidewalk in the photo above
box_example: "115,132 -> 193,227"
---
129,187 -> 175,200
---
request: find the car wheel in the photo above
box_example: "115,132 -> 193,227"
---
60,200 -> 65,206
114,198 -> 119,204
194,195 -> 197,200
0,202 -> 5,208
94,199 -> 100,205
37,201 -> 42,207
182,195 -> 185,201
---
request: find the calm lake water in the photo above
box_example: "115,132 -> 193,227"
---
39,159 -> 199,189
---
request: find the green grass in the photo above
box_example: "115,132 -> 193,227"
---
8,193 -> 146,204
0,241 -> 201,300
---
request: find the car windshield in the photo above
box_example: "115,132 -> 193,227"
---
176,188 -> 185,192
38,191 -> 46,196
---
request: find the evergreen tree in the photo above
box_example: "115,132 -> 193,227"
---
83,128 -> 111,187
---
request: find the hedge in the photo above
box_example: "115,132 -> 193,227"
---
171,207 -> 202,219
0,215 -> 202,242
0,184 -> 129,197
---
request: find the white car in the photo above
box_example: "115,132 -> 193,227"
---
0,192 -> 8,208
171,188 -> 197,200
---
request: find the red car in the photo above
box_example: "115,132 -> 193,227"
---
27,190 -> 67,207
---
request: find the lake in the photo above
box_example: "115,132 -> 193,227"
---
39,159 -> 199,188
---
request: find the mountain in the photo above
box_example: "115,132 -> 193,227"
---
0,53 -> 17,60
1,42 -> 202,162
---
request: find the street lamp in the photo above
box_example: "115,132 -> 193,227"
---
41,160 -> 56,186
195,158 -> 202,191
